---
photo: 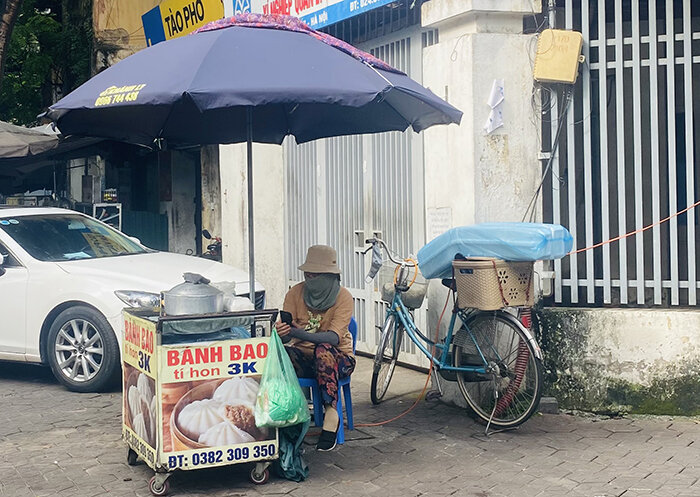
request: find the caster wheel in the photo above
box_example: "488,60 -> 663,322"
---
149,475 -> 170,496
127,448 -> 138,466
249,467 -> 270,485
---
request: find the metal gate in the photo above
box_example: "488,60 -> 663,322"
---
284,28 -> 430,367
546,0 -> 699,307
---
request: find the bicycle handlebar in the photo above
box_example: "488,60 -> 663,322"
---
365,238 -> 416,267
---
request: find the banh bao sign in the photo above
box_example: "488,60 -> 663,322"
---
122,311 -> 277,472
158,337 -> 276,471
142,0 -> 225,46
247,0 -> 395,29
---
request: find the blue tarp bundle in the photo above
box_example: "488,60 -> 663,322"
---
417,223 -> 573,280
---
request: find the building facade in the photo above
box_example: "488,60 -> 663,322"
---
219,0 -> 700,413
55,0 -> 700,413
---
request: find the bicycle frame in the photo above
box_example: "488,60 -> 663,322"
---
386,291 -> 491,375
367,235 -> 541,372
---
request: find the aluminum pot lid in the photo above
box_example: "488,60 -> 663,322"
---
165,272 -> 223,298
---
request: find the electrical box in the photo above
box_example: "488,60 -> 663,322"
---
534,29 -> 584,84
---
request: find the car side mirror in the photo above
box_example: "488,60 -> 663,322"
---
127,236 -> 141,245
0,254 -> 5,277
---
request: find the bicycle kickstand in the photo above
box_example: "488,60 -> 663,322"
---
425,367 -> 444,402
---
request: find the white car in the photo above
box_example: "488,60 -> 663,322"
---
0,207 -> 264,392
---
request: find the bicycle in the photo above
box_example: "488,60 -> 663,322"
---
364,238 -> 544,429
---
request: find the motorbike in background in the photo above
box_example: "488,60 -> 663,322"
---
201,229 -> 222,261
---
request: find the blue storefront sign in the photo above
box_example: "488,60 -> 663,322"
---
233,0 -> 252,13
299,0 -> 395,29
250,0 -> 394,30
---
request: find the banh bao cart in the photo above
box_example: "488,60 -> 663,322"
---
122,308 -> 279,496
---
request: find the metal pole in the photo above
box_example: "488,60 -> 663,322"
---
247,107 -> 255,306
548,0 -> 556,28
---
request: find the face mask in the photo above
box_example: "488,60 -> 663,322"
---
303,273 -> 341,311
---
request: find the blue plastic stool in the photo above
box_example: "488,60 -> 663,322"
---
298,317 -> 356,444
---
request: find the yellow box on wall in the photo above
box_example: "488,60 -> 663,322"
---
534,29 -> 584,84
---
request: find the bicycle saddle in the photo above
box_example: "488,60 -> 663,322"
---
441,278 -> 456,291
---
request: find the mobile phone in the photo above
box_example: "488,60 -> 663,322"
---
279,310 -> 293,326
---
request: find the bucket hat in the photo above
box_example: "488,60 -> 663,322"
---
298,245 -> 341,274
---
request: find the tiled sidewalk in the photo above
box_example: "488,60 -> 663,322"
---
0,357 -> 698,496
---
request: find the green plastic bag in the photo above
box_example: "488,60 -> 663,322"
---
254,330 -> 311,428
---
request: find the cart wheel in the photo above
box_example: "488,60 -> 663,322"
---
126,448 -> 138,466
249,467 -> 270,485
149,476 -> 170,496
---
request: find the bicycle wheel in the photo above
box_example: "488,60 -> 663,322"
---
453,312 -> 543,428
370,314 -> 404,405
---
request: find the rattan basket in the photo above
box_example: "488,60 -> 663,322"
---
452,258 -> 534,310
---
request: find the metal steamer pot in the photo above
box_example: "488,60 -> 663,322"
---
163,273 -> 224,315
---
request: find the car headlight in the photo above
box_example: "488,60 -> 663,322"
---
115,290 -> 160,308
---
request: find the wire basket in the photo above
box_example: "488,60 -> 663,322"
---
377,262 -> 429,309
452,258 -> 534,310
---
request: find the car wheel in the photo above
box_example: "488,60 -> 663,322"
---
47,306 -> 120,392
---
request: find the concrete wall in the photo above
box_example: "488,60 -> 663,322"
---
93,0 -> 158,70
535,307 -> 700,415
421,0 -> 542,405
219,143 -> 286,306
418,0 -> 699,417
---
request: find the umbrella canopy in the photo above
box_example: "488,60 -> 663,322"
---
46,14 -> 461,147
46,14 -> 462,300
0,121 -> 60,158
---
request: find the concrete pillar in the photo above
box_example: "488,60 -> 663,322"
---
219,143 -> 286,306
421,0 -> 542,406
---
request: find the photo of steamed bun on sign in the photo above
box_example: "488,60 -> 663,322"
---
159,338 -> 276,464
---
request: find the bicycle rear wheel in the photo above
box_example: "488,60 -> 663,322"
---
370,314 -> 404,405
452,312 -> 542,428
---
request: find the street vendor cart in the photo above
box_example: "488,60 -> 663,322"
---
122,308 -> 279,496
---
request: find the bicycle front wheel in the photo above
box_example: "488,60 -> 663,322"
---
453,312 -> 543,428
370,314 -> 404,405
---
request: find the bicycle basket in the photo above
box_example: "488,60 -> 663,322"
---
377,262 -> 429,309
452,258 -> 534,310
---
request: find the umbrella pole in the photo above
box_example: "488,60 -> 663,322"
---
246,106 -> 255,307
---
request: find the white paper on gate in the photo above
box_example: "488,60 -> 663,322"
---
484,108 -> 504,134
487,79 -> 505,108
484,78 -> 505,134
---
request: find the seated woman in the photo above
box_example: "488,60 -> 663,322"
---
275,245 -> 355,452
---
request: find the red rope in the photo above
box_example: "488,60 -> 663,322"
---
569,198 -> 700,255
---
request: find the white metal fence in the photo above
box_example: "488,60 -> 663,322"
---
547,0 -> 699,307
284,28 -> 436,367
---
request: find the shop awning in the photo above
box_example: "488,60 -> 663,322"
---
0,121 -> 106,177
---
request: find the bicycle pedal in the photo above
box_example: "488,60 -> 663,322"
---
425,390 -> 442,402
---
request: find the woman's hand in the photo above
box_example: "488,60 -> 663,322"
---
276,322 -> 291,337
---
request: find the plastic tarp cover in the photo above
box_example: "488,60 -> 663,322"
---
417,223 -> 573,280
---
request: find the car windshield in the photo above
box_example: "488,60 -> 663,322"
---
0,213 -> 147,261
